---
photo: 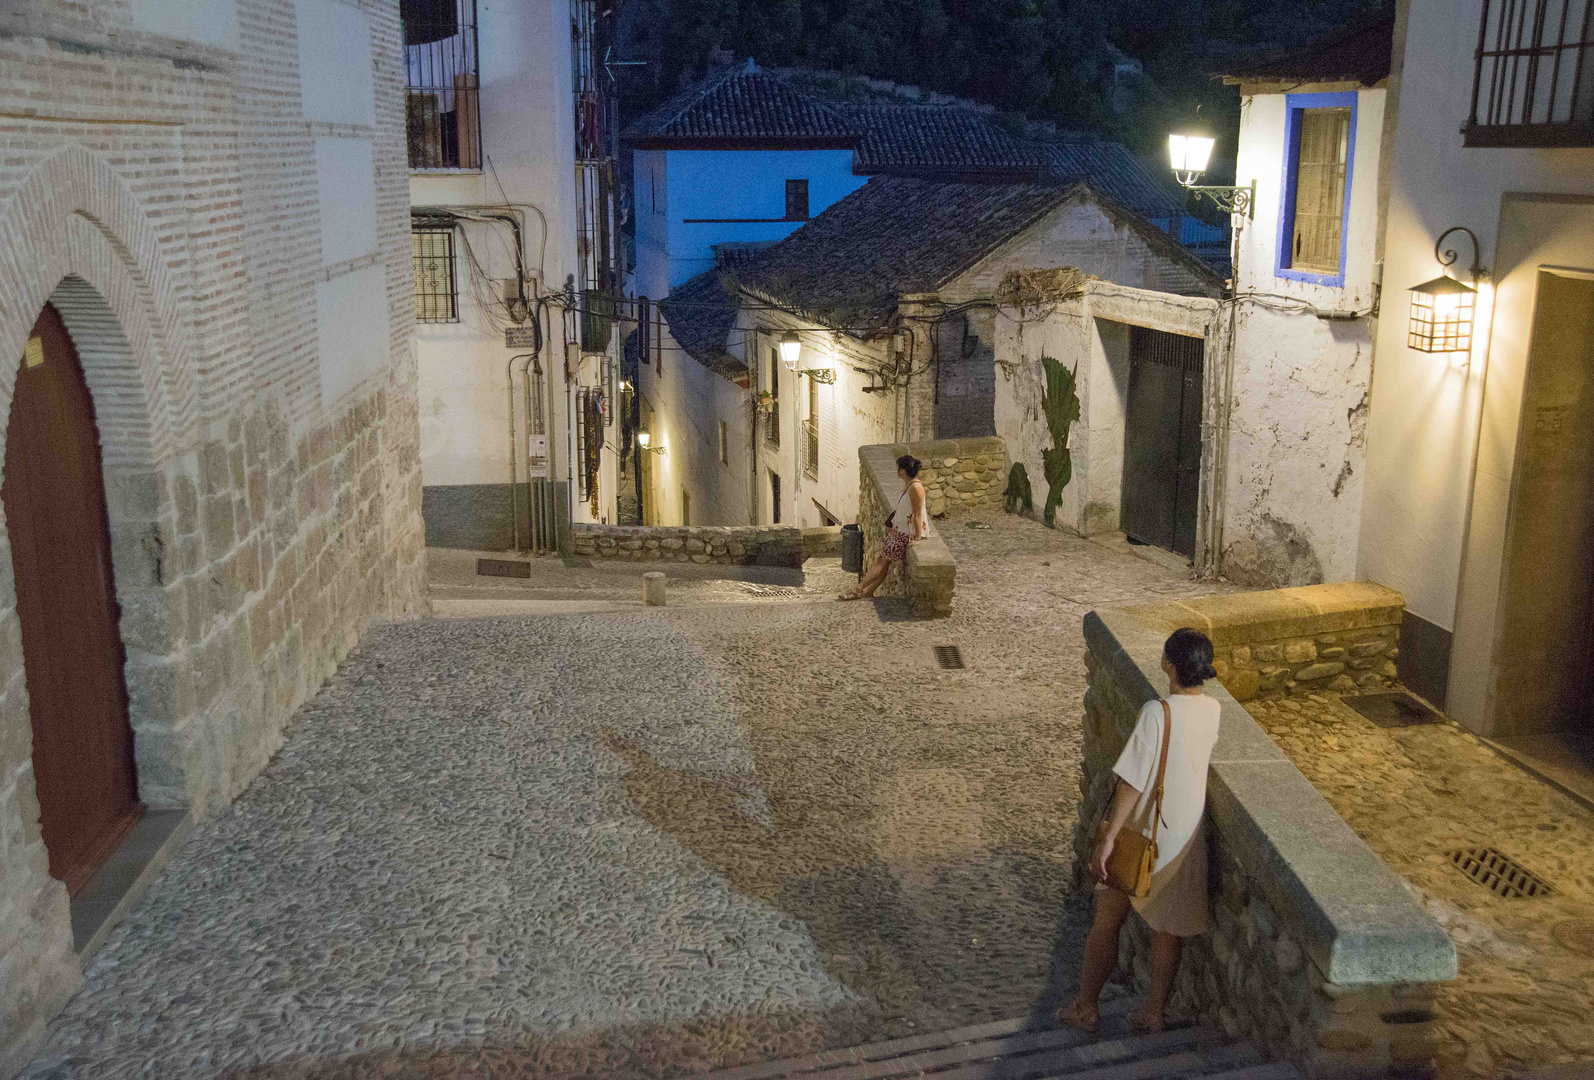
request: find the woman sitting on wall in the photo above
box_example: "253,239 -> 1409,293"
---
840,455 -> 928,601
1060,628 -> 1222,1034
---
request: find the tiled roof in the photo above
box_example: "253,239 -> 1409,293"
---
1217,15 -> 1395,85
1041,140 -> 1186,220
730,176 -> 1081,332
626,63 -> 854,144
733,175 -> 1222,332
658,270 -> 746,378
837,102 -> 1048,178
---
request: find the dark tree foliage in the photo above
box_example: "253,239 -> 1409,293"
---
615,0 -> 1388,181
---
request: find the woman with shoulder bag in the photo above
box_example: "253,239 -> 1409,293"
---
1058,628 -> 1222,1035
840,454 -> 928,601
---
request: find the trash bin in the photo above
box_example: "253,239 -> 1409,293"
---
841,523 -> 863,574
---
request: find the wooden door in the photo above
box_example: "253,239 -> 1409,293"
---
1120,326 -> 1204,558
1492,273 -> 1594,736
3,304 -> 140,894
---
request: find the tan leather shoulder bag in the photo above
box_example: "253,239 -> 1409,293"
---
1095,699 -> 1171,898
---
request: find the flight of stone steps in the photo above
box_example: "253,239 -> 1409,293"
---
695,1000 -> 1304,1080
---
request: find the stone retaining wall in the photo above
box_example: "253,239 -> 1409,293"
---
903,437 -> 1008,517
1077,588 -> 1456,1079
858,442 -> 987,617
571,524 -> 803,567
1116,583 -> 1403,702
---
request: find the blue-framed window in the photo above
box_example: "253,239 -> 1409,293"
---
1276,91 -> 1357,286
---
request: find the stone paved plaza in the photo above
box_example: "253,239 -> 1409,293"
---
21,515 -> 1231,1080
1248,696 -> 1594,1080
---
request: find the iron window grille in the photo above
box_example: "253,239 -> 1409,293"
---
412,228 -> 459,322
765,347 -> 780,447
803,420 -> 820,478
403,0 -> 481,169
1466,0 -> 1594,147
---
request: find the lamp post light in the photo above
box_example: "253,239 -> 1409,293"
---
637,430 -> 666,455
1407,227 -> 1488,355
779,330 -> 802,371
1167,129 -> 1255,219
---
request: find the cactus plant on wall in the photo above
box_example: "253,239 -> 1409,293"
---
1040,356 -> 1080,528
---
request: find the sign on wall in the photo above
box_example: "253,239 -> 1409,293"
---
505,326 -> 539,349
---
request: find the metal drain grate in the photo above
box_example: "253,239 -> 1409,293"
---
1345,691 -> 1443,728
476,558 -> 531,578
742,584 -> 798,599
934,645 -> 965,670
1448,847 -> 1553,898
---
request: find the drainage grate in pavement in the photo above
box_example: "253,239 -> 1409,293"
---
1447,847 -> 1553,898
742,584 -> 799,599
476,558 -> 531,579
934,645 -> 965,670
1344,691 -> 1443,729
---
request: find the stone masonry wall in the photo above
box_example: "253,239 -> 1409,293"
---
571,524 -> 803,567
903,437 -> 1008,518
1075,592 -> 1455,1079
1118,584 -> 1404,703
0,3 -> 427,1075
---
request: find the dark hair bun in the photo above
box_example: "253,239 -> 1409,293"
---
896,454 -> 922,478
1164,627 -> 1217,687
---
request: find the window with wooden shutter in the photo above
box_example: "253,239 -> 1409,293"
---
1287,107 -> 1350,274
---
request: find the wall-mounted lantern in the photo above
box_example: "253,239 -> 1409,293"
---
1167,128 -> 1255,219
1408,227 -> 1487,355
637,430 -> 666,455
779,330 -> 802,371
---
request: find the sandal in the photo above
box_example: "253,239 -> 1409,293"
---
838,590 -> 870,601
1129,1008 -> 1165,1034
1055,1000 -> 1100,1036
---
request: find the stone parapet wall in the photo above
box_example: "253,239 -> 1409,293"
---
901,437 -> 1008,517
571,524 -> 804,567
858,443 -> 969,617
1076,592 -> 1455,1079
1117,583 -> 1403,702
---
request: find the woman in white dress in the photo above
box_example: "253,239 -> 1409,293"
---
1059,628 -> 1222,1035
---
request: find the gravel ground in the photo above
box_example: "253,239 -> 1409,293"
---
1248,695 -> 1594,1080
22,513 -> 1231,1080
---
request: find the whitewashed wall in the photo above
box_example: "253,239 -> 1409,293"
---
1357,0 -> 1594,726
1222,87 -> 1385,587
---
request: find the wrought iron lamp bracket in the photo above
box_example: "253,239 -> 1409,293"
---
1180,178 -> 1256,220
1435,226 -> 1488,284
801,368 -> 836,384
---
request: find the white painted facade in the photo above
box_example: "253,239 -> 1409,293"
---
1356,0 -> 1594,730
411,0 -> 623,545
633,148 -> 865,298
1220,83 -> 1388,586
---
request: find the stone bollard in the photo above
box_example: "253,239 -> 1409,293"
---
642,572 -> 666,607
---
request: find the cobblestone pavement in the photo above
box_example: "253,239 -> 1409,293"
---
1248,695 -> 1594,1080
22,514 -> 1231,1080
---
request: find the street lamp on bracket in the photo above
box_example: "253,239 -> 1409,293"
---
1167,130 -> 1255,220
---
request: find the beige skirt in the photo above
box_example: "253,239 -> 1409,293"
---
1098,819 -> 1211,937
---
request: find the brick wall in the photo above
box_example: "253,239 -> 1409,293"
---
0,2 -> 427,1074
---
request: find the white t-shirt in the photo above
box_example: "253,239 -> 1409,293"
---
1112,694 -> 1221,874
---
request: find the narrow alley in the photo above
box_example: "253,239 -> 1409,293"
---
20,519 -> 1230,1080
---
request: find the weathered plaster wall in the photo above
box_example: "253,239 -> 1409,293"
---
0,1 -> 427,1071
1224,87 -> 1385,588
993,273 -> 1220,543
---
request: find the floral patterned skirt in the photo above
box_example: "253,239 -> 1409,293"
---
881,529 -> 911,562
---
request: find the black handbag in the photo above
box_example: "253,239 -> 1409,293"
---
884,511 -> 896,529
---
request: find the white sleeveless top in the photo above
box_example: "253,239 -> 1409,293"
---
892,482 -> 929,537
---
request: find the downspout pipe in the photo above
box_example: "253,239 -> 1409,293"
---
506,352 -> 536,552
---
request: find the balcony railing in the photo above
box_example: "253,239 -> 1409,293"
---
1465,0 -> 1594,147
403,0 -> 481,169
803,420 -> 819,478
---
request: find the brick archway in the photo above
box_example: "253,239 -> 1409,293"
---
0,148 -> 199,999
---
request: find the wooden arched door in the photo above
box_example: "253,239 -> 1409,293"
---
3,304 -> 141,894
